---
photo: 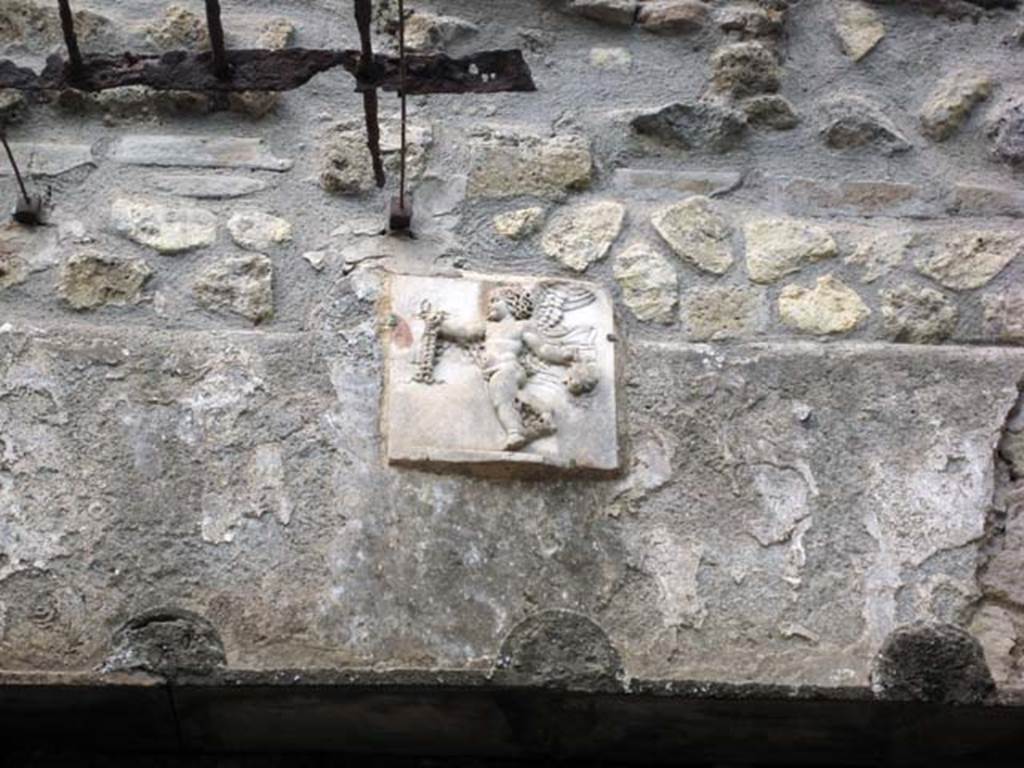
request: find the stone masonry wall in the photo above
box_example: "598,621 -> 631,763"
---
2,0 -> 1024,692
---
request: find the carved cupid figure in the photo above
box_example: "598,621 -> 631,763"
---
411,282 -> 600,452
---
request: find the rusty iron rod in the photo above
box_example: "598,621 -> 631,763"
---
56,0 -> 84,75
398,0 -> 407,208
354,0 -> 386,189
205,0 -> 231,79
0,130 -> 32,205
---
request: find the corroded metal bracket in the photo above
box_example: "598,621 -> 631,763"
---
0,48 -> 537,95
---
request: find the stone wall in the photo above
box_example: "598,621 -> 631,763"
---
1,0 -> 1024,694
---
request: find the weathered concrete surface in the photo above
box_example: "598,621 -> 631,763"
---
1,320 -> 1020,687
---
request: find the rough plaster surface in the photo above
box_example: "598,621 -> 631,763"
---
1,0 -> 1024,694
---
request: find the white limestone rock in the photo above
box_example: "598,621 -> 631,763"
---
915,231 -> 1021,291
228,211 -> 293,252
541,201 -> 626,272
193,253 -> 274,324
919,71 -> 993,142
494,208 -> 546,240
111,199 -> 217,255
744,218 -> 838,283
58,252 -> 152,310
835,1 -> 885,62
614,243 -> 679,323
651,196 -> 734,275
779,275 -> 871,335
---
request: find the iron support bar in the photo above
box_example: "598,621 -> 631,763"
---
354,0 -> 386,189
204,0 -> 231,80
56,0 -> 85,76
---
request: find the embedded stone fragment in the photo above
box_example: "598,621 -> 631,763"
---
467,131 -> 592,200
743,94 -> 799,130
779,275 -> 870,335
982,287 -> 1024,343
193,253 -> 274,324
969,605 -> 1019,685
651,196 -> 734,275
110,135 -> 293,171
710,42 -> 780,98
835,1 -> 886,61
871,623 -> 995,704
819,97 -> 912,155
845,231 -> 917,283
570,0 -> 638,26
590,47 -> 633,71
227,18 -> 297,119
110,199 -> 217,255
404,12 -> 478,51
541,201 -> 625,271
717,4 -> 784,38
637,0 -> 711,33
227,211 -> 293,252
0,143 -> 95,177
145,4 -> 210,51
320,119 -> 432,195
982,487 -> 1024,602
987,98 -> 1024,167
744,218 -> 838,283
150,175 -> 268,200
919,71 -> 992,142
613,243 -> 679,323
915,231 -> 1021,291
494,207 -> 545,240
105,609 -> 225,676
880,283 -> 959,344
0,223 -> 58,288
58,252 -> 152,310
0,0 -> 115,51
613,168 -> 743,196
950,184 -> 1024,217
632,101 -> 748,153
682,285 -> 765,340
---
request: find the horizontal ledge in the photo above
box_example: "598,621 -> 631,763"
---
0,48 -> 537,94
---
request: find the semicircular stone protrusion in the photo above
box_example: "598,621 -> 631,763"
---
103,608 -> 226,677
870,622 -> 996,704
494,609 -> 624,692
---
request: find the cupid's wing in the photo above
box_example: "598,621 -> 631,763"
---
532,282 -> 597,332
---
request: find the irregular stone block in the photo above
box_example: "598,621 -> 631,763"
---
949,184 -> 1024,217
631,101 -> 748,153
0,222 -> 58,289
111,199 -> 217,255
710,42 -> 780,98
145,4 -> 210,51
320,119 -> 431,196
193,253 -> 274,324
819,97 -> 912,155
880,283 -> 958,344
982,287 -> 1024,343
986,98 -> 1024,167
969,605 -> 1019,686
227,211 -> 293,252
467,131 -> 592,200
744,218 -> 838,283
494,207 -> 546,240
871,623 -> 995,704
835,1 -> 886,61
638,0 -> 711,33
495,611 -> 624,691
614,242 -> 679,323
150,175 -> 269,200
716,4 -> 785,38
845,231 -> 919,283
612,168 -> 743,197
0,143 -> 95,178
403,11 -> 479,51
915,230 -> 1021,291
382,272 -> 619,473
570,0 -> 638,26
58,252 -> 152,310
919,71 -> 992,142
0,0 -> 115,51
743,94 -> 799,130
779,275 -> 871,335
541,201 -> 626,272
681,285 -> 765,340
109,135 -> 293,172
651,196 -> 734,275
